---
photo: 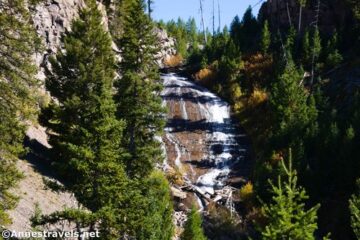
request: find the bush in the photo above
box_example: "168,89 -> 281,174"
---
239,182 -> 254,202
164,54 -> 184,67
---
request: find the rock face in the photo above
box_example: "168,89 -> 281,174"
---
259,0 -> 352,34
32,0 -> 86,55
31,0 -> 175,75
9,155 -> 78,232
155,28 -> 177,68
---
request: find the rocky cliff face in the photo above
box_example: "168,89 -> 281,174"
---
259,0 -> 352,34
31,0 -> 175,79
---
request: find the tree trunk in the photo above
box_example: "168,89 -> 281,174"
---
200,0 -> 207,44
286,0 -> 292,27
147,0 -> 152,19
298,6 -> 302,32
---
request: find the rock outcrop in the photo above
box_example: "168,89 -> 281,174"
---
31,0 -> 175,77
259,0 -> 352,34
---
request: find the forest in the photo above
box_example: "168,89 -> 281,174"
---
1,0 -> 360,239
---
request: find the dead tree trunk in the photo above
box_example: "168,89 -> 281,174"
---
218,0 -> 221,32
310,0 -> 321,87
200,0 -> 207,44
212,0 -> 215,35
286,0 -> 292,27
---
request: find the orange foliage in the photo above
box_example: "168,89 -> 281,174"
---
243,53 -> 273,90
163,54 -> 183,67
247,89 -> 268,108
193,67 -> 217,87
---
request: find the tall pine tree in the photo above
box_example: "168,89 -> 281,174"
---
261,20 -> 271,54
115,0 -> 165,178
39,1 -> 129,237
0,0 -> 40,225
270,58 -> 317,153
181,206 -> 207,240
260,149 -> 320,239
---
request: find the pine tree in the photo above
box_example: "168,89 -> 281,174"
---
186,17 -> 199,50
39,1 -> 129,235
230,15 -> 241,46
0,0 -> 40,225
240,6 -> 259,51
260,149 -> 320,239
181,206 -> 207,240
270,58 -> 317,149
301,30 -> 311,67
312,29 -> 322,60
350,179 -> 360,239
115,0 -> 165,178
325,31 -> 343,69
132,172 -> 174,240
285,26 -> 296,57
261,20 -> 271,54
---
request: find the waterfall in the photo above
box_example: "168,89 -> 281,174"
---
161,73 -> 249,205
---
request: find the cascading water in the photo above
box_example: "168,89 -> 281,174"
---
161,73 -> 249,205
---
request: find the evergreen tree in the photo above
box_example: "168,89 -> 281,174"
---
285,26 -> 296,57
350,179 -> 360,239
109,0 -> 135,38
0,0 -> 40,225
260,149 -> 320,239
270,58 -> 317,150
261,20 -> 271,54
115,0 -> 165,178
181,206 -> 207,240
133,172 -> 174,240
240,6 -> 259,52
312,28 -> 322,66
186,17 -> 199,50
39,1 -> 129,237
230,15 -> 241,46
325,31 -> 343,69
301,30 -> 311,67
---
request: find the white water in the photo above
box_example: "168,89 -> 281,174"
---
161,73 -> 247,197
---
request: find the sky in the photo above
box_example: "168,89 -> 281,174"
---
153,0 -> 263,30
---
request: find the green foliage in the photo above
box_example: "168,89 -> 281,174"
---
301,30 -> 312,67
325,32 -> 343,69
261,20 -> 271,54
181,206 -> 207,240
298,0 -> 307,7
285,27 -> 296,56
108,0 -> 135,38
230,7 -> 260,53
312,28 -> 322,62
115,0 -> 165,178
129,172 -> 174,240
38,2 -> 131,238
350,179 -> 360,239
163,17 -> 200,58
0,0 -> 40,226
347,0 -> 360,20
270,59 -> 317,150
260,149 -> 320,239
